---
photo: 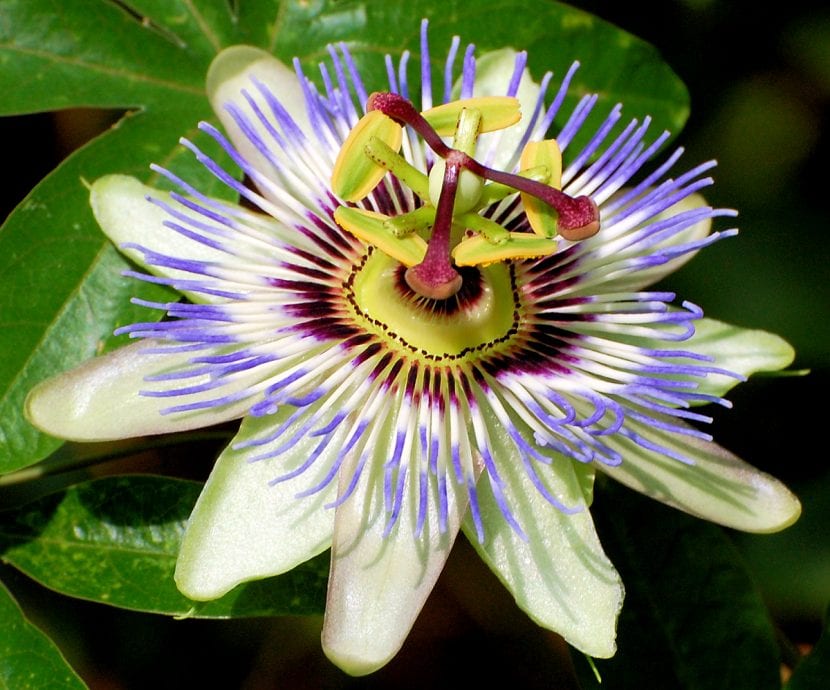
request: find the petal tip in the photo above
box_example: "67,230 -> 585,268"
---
206,45 -> 275,101
89,173 -> 159,251
173,558 -> 234,602
24,370 -> 99,442
321,632 -> 395,677
746,481 -> 802,534
24,378 -> 59,436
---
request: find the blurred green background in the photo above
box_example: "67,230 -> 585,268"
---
584,0 -> 830,641
0,0 -> 827,687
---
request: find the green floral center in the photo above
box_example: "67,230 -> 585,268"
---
348,250 -> 518,359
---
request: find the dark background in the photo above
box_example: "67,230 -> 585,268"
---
1,1 -> 828,687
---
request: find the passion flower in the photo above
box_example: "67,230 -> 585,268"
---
26,20 -> 800,676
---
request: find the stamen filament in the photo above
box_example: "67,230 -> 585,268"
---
383,206 -> 435,237
364,137 -> 431,200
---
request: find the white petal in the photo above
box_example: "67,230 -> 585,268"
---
468,49 -> 543,171
600,418 -> 801,532
601,192 -> 716,292
90,174 -> 234,304
207,46 -> 312,188
25,339 -> 250,441
465,427 -> 624,658
321,449 -> 468,675
175,413 -> 335,599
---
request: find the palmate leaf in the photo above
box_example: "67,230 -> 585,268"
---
0,0 -> 690,473
0,475 -> 328,617
0,579 -> 88,689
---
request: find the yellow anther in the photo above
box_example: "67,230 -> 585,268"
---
422,96 -> 521,136
334,207 -> 427,266
452,232 -> 558,266
331,111 -> 403,202
520,139 -> 563,238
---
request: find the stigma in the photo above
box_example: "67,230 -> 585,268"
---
331,92 -> 601,300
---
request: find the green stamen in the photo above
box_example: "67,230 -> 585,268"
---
456,212 -> 509,245
332,91 -> 602,298
426,107 -> 484,215
363,137 -> 431,200
383,206 -> 435,238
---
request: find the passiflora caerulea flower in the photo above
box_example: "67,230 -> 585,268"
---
26,20 -> 800,676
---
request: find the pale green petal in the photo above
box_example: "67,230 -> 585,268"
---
600,192 -> 715,292
464,426 -> 623,658
610,319 -> 795,403
322,450 -> 468,675
600,418 -> 801,533
91,174 -> 233,304
207,46 -> 312,194
25,339 -> 251,441
175,413 -> 335,600
683,318 -> 796,399
464,49 -> 543,172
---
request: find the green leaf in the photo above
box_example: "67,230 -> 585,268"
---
0,579 -> 88,689
786,605 -> 830,690
0,110 -> 219,473
0,1 -> 207,114
0,476 -> 327,617
573,480 -> 782,690
0,0 -> 690,472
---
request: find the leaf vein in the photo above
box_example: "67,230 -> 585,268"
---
181,0 -> 224,52
0,44 -> 203,97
